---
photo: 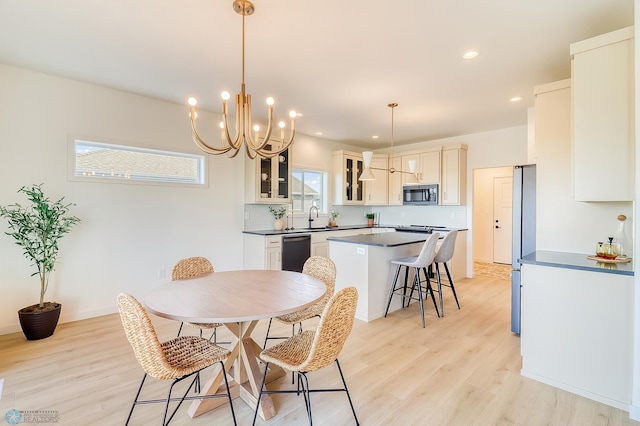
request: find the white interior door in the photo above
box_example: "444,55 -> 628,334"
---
493,177 -> 513,264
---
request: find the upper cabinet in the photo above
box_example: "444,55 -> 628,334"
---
245,142 -> 292,204
332,150 -> 364,205
571,26 -> 634,202
388,156 -> 403,205
441,145 -> 467,205
401,147 -> 441,186
364,154 -> 389,205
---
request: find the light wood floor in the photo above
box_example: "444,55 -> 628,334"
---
1,273 -> 638,426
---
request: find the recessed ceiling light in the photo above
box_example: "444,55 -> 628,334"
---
295,112 -> 303,117
510,96 -> 522,102
463,51 -> 479,59
315,132 -> 323,135
372,135 -> 379,139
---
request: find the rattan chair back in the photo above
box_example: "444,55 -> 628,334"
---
117,293 -> 177,380
302,256 -> 336,303
298,286 -> 358,372
171,256 -> 214,280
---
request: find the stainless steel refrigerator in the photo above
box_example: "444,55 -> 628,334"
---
511,164 -> 536,334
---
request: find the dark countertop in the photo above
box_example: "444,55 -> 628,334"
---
327,232 -> 441,247
520,250 -> 634,276
243,225 -> 467,236
243,224 -> 390,236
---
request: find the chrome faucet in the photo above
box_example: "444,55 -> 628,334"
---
308,205 -> 319,228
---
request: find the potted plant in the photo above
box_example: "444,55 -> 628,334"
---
366,213 -> 375,227
329,210 -> 339,227
0,184 -> 81,340
269,205 -> 287,231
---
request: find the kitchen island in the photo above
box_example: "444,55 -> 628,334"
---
327,231 -> 467,322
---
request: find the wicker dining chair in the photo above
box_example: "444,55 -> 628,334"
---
263,256 -> 336,350
171,257 -> 224,343
117,293 -> 236,426
252,286 -> 360,426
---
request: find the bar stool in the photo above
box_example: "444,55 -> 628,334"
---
384,233 -> 440,328
433,230 -> 460,316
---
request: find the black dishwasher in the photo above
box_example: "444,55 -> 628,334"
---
281,234 -> 311,272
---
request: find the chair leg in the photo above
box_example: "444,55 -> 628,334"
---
176,322 -> 184,337
444,262 -> 460,309
263,318 -> 274,349
220,361 -> 237,425
435,263 -> 445,316
414,268 -> 426,328
402,265 -> 410,307
384,265 -> 402,317
252,362 -> 270,426
298,372 -> 313,425
335,359 -> 359,425
425,275 -> 440,318
125,373 -> 148,425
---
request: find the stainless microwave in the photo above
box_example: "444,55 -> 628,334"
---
403,184 -> 438,205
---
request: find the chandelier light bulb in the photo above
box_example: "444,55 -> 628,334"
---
219,122 -> 225,129
289,110 -> 297,118
278,121 -> 285,129
188,97 -> 197,106
266,97 -> 275,106
253,124 -> 260,132
221,91 -> 231,101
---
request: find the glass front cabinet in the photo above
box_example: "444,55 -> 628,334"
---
245,142 -> 292,204
332,150 -> 364,205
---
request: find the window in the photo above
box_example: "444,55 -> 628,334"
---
71,139 -> 205,185
291,169 -> 327,213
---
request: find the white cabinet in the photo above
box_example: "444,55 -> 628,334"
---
402,149 -> 441,185
364,154 -> 388,205
571,26 -> 634,202
401,153 -> 420,186
245,143 -> 292,204
388,156 -> 403,205
311,233 -> 329,258
521,263 -> 632,409
440,145 -> 467,205
243,234 -> 281,270
332,150 -> 364,205
418,150 -> 441,184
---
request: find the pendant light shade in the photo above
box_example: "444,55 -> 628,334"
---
358,103 -> 420,184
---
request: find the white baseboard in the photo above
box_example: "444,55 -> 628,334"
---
630,404 -> 640,420
521,369 -> 629,412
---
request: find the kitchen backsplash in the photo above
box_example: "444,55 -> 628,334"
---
244,203 -> 468,231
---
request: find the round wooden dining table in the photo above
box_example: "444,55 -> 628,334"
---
145,269 -> 326,420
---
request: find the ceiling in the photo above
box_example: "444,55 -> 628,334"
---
0,0 -> 633,149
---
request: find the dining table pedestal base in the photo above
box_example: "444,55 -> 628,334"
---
187,320 -> 286,420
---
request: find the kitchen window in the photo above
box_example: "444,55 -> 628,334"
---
69,138 -> 205,186
292,169 -> 327,213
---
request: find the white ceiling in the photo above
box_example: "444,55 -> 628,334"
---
0,0 -> 633,149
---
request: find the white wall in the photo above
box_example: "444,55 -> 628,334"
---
0,64 -> 245,334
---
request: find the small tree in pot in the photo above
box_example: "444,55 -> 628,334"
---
0,184 -> 81,340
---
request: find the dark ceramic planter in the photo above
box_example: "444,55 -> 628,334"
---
18,302 -> 62,340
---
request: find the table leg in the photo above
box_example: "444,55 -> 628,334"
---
187,320 -> 285,420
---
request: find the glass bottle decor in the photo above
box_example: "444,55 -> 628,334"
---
614,214 -> 630,258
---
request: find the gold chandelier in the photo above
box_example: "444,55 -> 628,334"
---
359,103 -> 419,183
187,0 -> 296,159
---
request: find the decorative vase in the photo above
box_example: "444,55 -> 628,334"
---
367,218 -> 374,227
18,302 -> 62,340
273,218 -> 285,231
614,214 -> 630,257
328,219 -> 337,228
